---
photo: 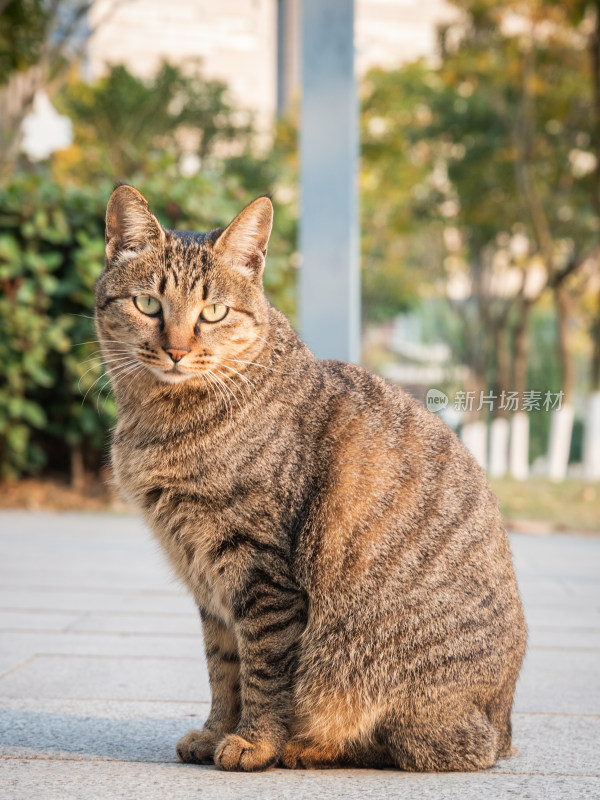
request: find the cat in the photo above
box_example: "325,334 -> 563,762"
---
95,184 -> 526,772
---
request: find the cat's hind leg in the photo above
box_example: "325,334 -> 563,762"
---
483,672 -> 519,758
280,736 -> 390,769
280,738 -> 347,769
379,703 -> 500,772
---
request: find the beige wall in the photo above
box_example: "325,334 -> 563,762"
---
88,0 -> 277,129
87,0 -> 457,124
356,0 -> 456,73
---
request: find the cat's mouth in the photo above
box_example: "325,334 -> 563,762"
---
151,364 -> 194,383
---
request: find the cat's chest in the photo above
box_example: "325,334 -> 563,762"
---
111,415 -> 247,625
111,411 -> 238,502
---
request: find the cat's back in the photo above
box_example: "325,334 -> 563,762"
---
315,357 -> 488,506
300,358 -> 519,608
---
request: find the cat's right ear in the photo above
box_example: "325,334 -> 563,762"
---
105,185 -> 164,265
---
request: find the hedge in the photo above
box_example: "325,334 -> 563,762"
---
0,168 -> 296,480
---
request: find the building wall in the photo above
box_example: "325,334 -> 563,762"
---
356,0 -> 456,73
88,0 -> 277,129
87,0 -> 457,124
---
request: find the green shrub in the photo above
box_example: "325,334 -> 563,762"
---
0,167 -> 296,480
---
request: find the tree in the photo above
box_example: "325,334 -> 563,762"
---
361,0 -> 598,475
361,63 -> 445,324
53,63 -> 253,182
0,0 -> 94,173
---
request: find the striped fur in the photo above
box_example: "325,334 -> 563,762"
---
96,186 -> 526,772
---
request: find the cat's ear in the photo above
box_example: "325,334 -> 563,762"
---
105,185 -> 164,264
212,196 -> 273,280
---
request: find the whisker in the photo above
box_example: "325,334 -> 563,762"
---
201,371 -> 221,411
220,363 -> 255,391
96,378 -> 116,413
107,361 -> 143,381
79,349 -> 132,365
213,369 -> 244,412
224,358 -> 288,375
211,372 -> 234,419
253,333 -> 276,351
71,338 -> 137,349
215,367 -> 250,403
204,371 -> 225,416
112,362 -> 147,402
94,362 -> 141,412
81,369 -> 111,407
77,356 -> 134,391
206,369 -> 232,419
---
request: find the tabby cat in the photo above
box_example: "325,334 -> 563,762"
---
95,184 -> 526,772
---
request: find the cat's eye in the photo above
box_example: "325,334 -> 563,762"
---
133,295 -> 162,316
200,303 -> 228,323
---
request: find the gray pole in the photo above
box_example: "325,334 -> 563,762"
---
299,0 -> 360,363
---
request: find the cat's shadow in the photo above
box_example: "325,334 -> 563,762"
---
1,709 -> 529,773
1,708 -> 207,764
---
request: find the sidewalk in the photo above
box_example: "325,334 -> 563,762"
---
0,510 -> 598,799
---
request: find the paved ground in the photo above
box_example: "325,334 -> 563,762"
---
0,511 -> 598,799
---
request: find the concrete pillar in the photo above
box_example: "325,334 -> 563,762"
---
489,417 -> 509,478
510,412 -> 530,481
583,391 -> 600,480
461,421 -> 487,470
277,0 -> 300,114
547,404 -> 575,482
300,0 -> 360,362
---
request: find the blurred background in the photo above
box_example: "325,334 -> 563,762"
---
0,0 -> 599,532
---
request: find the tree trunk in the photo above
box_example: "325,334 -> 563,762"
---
461,368 -> 487,469
510,299 -> 532,480
584,1 -> 600,479
554,284 -> 575,404
547,284 -> 575,481
489,322 -> 510,477
70,443 -> 85,491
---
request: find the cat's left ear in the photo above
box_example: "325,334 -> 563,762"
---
213,196 -> 273,280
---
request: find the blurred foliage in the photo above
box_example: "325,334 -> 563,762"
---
490,476 -> 600,532
0,0 -> 93,172
54,63 -> 253,180
361,0 -> 598,422
0,174 -> 108,479
3,0 -> 598,481
0,0 -> 48,81
0,63 -> 298,480
0,162 -> 297,480
361,2 -> 596,303
361,63 -> 446,322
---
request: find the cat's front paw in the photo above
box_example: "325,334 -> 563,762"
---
176,729 -> 218,764
214,733 -> 279,772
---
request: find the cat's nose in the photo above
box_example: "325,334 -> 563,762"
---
165,347 -> 190,363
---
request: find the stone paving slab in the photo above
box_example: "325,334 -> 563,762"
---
522,605 -> 600,629
0,655 -> 211,703
526,626 -> 600,649
68,612 -> 202,636
1,630 -> 206,665
0,513 -> 599,799
1,760 -> 599,800
0,588 -> 195,616
0,700 -> 598,776
514,648 -> 600,714
0,611 -> 83,633
518,577 -> 600,607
